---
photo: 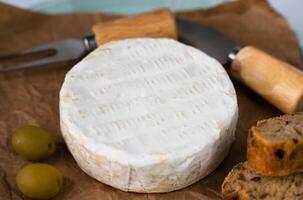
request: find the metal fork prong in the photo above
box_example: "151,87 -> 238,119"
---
0,51 -> 30,61
0,39 -> 87,73
0,57 -> 61,73
0,43 -> 57,61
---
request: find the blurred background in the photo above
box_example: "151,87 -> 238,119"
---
1,0 -> 302,52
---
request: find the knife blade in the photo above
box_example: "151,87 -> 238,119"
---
177,18 -> 238,65
177,18 -> 303,114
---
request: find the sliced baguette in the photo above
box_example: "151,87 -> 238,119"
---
247,112 -> 303,176
221,162 -> 303,200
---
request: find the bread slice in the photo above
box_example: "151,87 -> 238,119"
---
247,112 -> 303,176
221,162 -> 303,200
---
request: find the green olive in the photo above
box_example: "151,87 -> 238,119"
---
12,126 -> 56,161
17,163 -> 63,199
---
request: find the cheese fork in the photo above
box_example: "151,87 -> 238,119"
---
0,9 -> 177,73
0,36 -> 94,73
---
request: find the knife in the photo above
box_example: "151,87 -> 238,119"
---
177,18 -> 303,114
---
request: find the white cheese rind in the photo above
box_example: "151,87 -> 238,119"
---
60,38 -> 238,192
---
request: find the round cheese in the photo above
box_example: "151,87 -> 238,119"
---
60,38 -> 238,193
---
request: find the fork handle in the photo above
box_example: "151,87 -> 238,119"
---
92,9 -> 177,45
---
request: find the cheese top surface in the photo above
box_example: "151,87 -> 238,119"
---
60,38 -> 237,168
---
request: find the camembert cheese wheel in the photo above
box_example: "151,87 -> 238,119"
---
60,38 -> 238,193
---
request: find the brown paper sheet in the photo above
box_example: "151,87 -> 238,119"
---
0,0 -> 302,199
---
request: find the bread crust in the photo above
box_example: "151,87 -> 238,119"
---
221,163 -> 249,200
247,113 -> 303,176
221,162 -> 303,200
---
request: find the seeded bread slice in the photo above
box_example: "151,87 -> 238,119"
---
247,112 -> 303,176
221,162 -> 303,200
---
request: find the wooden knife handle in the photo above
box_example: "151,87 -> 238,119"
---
92,9 -> 177,45
230,46 -> 303,114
